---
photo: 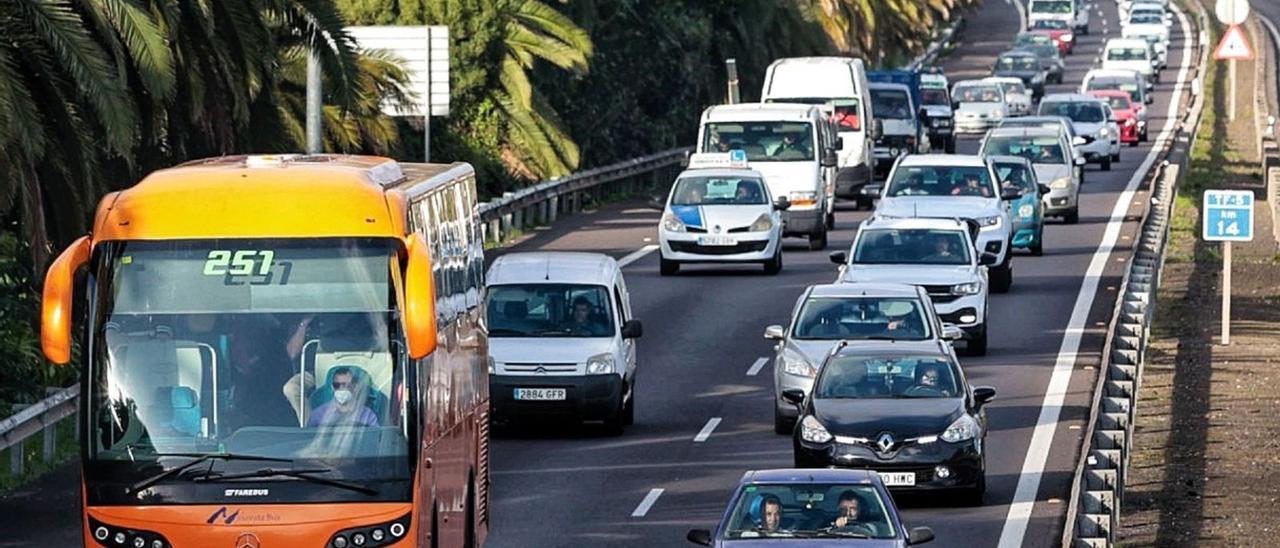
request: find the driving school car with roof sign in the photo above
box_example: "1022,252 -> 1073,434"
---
659,152 -> 790,275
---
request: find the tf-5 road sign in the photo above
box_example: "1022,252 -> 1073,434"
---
1203,189 -> 1254,241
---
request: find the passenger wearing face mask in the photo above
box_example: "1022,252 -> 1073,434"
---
307,367 -> 379,427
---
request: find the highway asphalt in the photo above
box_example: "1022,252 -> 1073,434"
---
0,1 -> 1195,547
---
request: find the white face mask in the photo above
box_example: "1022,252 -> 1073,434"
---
333,389 -> 353,406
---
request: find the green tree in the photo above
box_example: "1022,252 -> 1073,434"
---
806,0 -> 975,63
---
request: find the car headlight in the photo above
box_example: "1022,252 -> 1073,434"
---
789,191 -> 818,208
975,215 -> 1002,230
889,147 -> 900,157
1061,33 -> 1074,41
951,282 -> 982,295
1098,128 -> 1110,138
1124,118 -> 1136,126
1018,204 -> 1035,218
662,212 -> 685,232
1050,176 -> 1071,189
781,349 -> 817,378
749,213 -> 773,232
585,353 -> 616,375
488,356 -> 497,374
941,414 -> 981,443
800,415 -> 833,444
989,108 -> 1004,118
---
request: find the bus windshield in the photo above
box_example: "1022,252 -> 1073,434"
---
86,237 -> 413,500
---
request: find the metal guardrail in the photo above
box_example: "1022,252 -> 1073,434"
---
478,147 -> 691,244
1062,0 -> 1212,545
906,16 -> 965,71
0,384 -> 78,477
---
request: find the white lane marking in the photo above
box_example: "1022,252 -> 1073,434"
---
618,244 -> 659,267
995,4 -> 1194,548
631,488 -> 664,517
694,417 -> 722,442
747,357 -> 769,376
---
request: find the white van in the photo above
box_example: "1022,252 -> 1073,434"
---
698,103 -> 839,250
1028,0 -> 1082,32
486,252 -> 643,433
1102,38 -> 1158,83
761,57 -> 878,207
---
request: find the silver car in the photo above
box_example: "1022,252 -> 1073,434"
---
980,127 -> 1084,223
764,283 -> 959,434
1039,93 -> 1122,171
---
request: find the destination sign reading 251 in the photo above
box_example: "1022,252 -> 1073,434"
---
203,250 -> 293,285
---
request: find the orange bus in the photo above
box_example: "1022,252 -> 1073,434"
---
40,155 -> 490,548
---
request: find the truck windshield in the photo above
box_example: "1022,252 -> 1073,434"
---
487,284 -> 616,338
86,238 -> 412,499
1030,0 -> 1072,14
921,88 -> 949,106
703,122 -> 815,162
871,89 -> 912,120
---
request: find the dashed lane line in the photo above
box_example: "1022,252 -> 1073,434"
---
747,357 -> 769,376
631,488 -> 664,518
618,244 -> 659,268
694,417 -> 722,443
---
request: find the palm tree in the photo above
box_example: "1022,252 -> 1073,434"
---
806,0 -> 972,62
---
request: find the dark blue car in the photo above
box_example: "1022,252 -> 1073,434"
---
686,469 -> 935,547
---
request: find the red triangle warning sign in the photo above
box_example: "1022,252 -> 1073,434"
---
1215,24 -> 1255,60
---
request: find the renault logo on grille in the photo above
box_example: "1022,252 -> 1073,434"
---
234,533 -> 261,548
876,432 -> 896,454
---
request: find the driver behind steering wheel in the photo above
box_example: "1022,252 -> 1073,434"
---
829,490 -> 875,536
903,362 -> 946,397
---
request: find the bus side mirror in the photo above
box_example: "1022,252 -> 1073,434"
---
42,236 -> 91,364
404,233 -> 439,359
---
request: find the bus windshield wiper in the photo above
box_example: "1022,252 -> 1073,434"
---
126,452 -> 292,495
193,466 -> 379,496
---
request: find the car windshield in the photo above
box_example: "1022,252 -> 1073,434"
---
853,229 -> 971,266
722,483 -> 896,540
1107,47 -> 1149,61
670,176 -> 767,205
1032,19 -> 1069,30
1040,101 -> 1106,123
921,88 -> 949,106
792,297 -> 932,341
997,56 -> 1039,71
703,121 -> 815,161
1026,44 -> 1061,60
871,89 -> 912,119
994,162 -> 1040,194
1030,0 -> 1072,13
985,136 -> 1066,164
1015,33 -> 1053,46
954,85 -> 1001,103
885,164 -> 995,197
1088,79 -> 1142,102
1129,12 -> 1163,24
487,284 -> 615,338
87,238 -> 413,485
995,80 -> 1028,96
816,355 -> 960,399
1099,94 -> 1131,110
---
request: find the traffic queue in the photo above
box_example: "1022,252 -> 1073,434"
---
482,0 -> 1174,544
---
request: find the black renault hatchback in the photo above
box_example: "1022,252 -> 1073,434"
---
785,343 -> 995,505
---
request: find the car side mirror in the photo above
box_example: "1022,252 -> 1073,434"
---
1001,187 -> 1023,201
835,136 -> 845,149
621,319 -> 644,339
648,195 -> 667,210
764,325 -> 786,340
773,196 -> 791,211
1094,56 -> 1102,64
907,526 -> 936,545
829,251 -> 848,265
941,323 -> 964,341
1145,94 -> 1154,104
973,385 -> 997,407
1075,155 -> 1088,166
1109,117 -> 1119,123
680,149 -> 691,168
872,119 -> 884,140
865,185 -> 882,198
686,529 -> 713,546
979,252 -> 999,266
821,149 -> 838,168
1072,136 -> 1087,146
1038,184 -> 1051,195
1164,19 -> 1172,27
41,236 -> 91,364
781,388 -> 806,406
918,107 -> 929,123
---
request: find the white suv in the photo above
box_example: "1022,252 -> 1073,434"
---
867,155 -> 1020,292
832,217 -> 992,355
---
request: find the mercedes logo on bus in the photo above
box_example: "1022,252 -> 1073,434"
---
234,532 -> 261,548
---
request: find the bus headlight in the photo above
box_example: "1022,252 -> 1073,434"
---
586,353 -> 616,375
88,517 -> 170,548
327,513 -> 412,548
